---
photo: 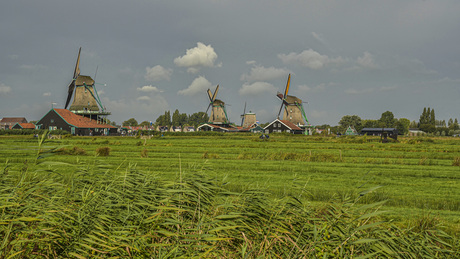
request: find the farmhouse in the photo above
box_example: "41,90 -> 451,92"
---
344,125 -> 358,135
35,108 -> 117,136
263,119 -> 304,134
0,117 -> 28,130
197,123 -> 239,132
12,123 -> 36,129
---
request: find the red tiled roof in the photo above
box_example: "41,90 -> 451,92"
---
17,123 -> 35,129
1,117 -> 27,123
279,120 -> 302,131
54,109 -> 116,129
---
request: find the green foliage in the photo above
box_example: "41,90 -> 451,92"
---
122,117 -> 138,126
57,146 -> 87,155
339,115 -> 362,132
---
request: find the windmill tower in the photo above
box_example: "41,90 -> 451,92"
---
64,47 -> 110,121
276,74 -> 311,127
204,85 -> 229,125
240,102 -> 257,128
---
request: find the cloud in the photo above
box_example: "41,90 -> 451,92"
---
178,76 -> 212,96
278,49 -> 344,69
379,85 -> 397,91
240,65 -> 290,82
144,65 -> 172,81
174,42 -> 220,73
356,52 -> 378,69
238,82 -> 276,96
297,83 -> 329,93
345,88 -> 374,94
137,85 -> 163,93
312,32 -> 326,45
43,92 -> 51,96
0,84 -> 12,95
137,96 -> 151,101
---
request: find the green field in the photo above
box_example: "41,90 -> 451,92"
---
2,134 -> 460,226
1,133 -> 459,257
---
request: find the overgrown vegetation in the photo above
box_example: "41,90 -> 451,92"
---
1,158 -> 458,257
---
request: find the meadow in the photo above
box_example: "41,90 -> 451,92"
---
1,133 -> 459,257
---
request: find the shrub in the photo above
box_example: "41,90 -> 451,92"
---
96,146 -> 111,156
453,157 -> 460,166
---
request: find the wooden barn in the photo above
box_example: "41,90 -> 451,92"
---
35,108 -> 117,136
263,119 -> 304,134
0,117 -> 28,130
197,124 -> 239,132
360,128 -> 398,141
12,123 -> 36,129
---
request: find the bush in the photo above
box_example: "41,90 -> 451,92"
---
95,146 -> 111,156
140,148 -> 148,158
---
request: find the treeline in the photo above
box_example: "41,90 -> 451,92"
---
122,109 -> 209,128
332,107 -> 460,136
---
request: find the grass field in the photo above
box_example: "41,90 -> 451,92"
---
2,134 -> 459,226
1,133 -> 459,257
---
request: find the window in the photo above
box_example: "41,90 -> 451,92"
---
50,119 -> 54,123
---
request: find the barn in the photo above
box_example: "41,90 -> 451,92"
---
35,108 -> 117,136
263,119 -> 304,134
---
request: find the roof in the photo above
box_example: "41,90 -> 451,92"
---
361,128 -> 397,132
53,109 -> 116,129
264,119 -> 303,131
198,123 -> 239,132
1,117 -> 27,123
279,120 -> 303,130
75,75 -> 95,86
15,123 -> 35,129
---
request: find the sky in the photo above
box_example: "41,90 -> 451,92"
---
1,0 -> 460,126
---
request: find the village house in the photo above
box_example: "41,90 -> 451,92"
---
35,108 -> 117,136
263,119 -> 304,134
0,117 -> 28,130
12,122 -> 36,130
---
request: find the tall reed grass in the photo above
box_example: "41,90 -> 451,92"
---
1,159 -> 458,258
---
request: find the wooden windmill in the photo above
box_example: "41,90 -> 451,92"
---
240,102 -> 257,128
64,47 -> 110,120
204,85 -> 229,124
276,74 -> 310,127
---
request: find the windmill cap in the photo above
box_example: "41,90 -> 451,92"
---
75,75 -> 95,86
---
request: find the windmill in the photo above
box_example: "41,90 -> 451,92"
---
276,74 -> 311,127
240,102 -> 257,128
204,85 -> 229,124
64,47 -> 110,120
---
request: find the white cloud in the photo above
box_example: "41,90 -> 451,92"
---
137,96 -> 151,101
174,42 -> 220,73
240,65 -> 290,82
43,92 -> 51,96
0,84 -> 12,95
144,65 -> 172,81
178,76 -> 212,96
278,49 -> 344,69
379,85 -> 397,91
357,52 -> 378,69
238,82 -> 276,96
137,85 -> 163,93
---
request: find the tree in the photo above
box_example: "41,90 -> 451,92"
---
139,121 -> 151,127
338,115 -> 362,132
362,119 -> 379,128
122,118 -> 138,126
419,107 -> 436,133
379,111 -> 396,128
155,111 -> 171,127
188,112 -> 209,127
396,118 -> 410,135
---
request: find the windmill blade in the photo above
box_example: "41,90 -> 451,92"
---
241,102 -> 246,126
277,102 -> 284,119
283,74 -> 291,98
73,47 -> 81,79
64,80 -> 75,109
203,103 -> 212,118
207,89 -> 213,102
243,102 -> 247,114
211,85 -> 219,102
